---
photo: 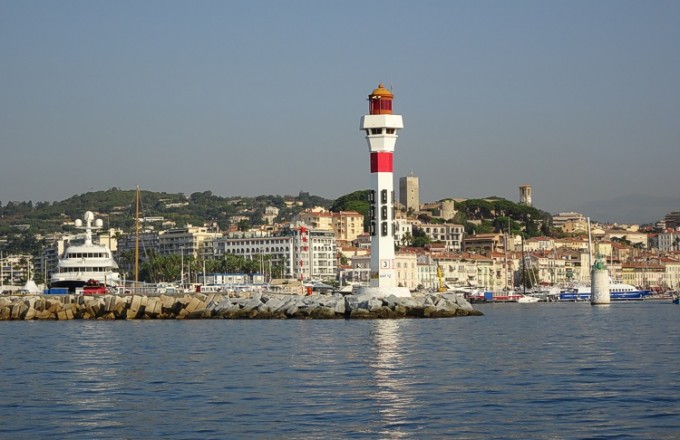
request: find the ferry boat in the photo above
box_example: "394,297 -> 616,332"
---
50,211 -> 121,294
559,282 -> 651,301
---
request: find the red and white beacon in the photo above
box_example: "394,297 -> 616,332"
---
359,84 -> 411,298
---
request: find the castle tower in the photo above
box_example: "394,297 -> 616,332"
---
399,174 -> 420,214
520,184 -> 532,207
358,84 -> 411,298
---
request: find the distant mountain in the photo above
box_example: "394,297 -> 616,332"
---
572,195 -> 680,225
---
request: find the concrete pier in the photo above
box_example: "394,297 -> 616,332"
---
0,291 -> 482,320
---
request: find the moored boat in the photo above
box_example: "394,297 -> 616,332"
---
49,211 -> 121,294
516,294 -> 540,303
559,281 -> 651,302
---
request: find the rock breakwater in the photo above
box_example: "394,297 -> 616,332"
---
0,291 -> 482,320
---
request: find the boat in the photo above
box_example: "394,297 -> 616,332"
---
558,281 -> 651,301
516,294 -> 540,303
673,297 -> 680,305
464,289 -> 515,303
49,211 -> 121,294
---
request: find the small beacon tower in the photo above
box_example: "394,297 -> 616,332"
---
590,254 -> 611,305
358,84 -> 411,298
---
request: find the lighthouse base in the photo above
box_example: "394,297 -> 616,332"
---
355,286 -> 412,299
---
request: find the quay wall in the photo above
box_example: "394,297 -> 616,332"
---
0,291 -> 482,320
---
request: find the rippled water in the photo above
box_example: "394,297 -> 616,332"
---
1,302 -> 679,439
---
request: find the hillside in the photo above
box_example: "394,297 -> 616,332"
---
0,188 -> 334,252
1,188 -> 555,255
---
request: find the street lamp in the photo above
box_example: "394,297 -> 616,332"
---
180,246 -> 185,288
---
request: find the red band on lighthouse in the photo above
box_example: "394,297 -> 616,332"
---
370,152 -> 393,173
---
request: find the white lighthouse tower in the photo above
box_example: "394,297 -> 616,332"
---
358,84 -> 411,299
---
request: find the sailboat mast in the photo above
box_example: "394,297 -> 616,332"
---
587,216 -> 593,271
135,186 -> 140,294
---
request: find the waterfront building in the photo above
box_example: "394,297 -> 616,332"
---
622,262 -> 665,289
659,257 -> 680,290
291,226 -> 336,281
199,273 -> 263,286
416,252 -> 501,291
158,225 -> 221,259
212,231 -> 293,277
0,253 -> 34,287
523,252 -> 568,286
395,251 -> 419,290
212,224 -> 336,281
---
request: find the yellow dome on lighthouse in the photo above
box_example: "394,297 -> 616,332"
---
370,83 -> 393,98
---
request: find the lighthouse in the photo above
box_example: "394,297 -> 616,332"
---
358,84 -> 411,299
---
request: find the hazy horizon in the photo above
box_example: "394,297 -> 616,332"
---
2,1 -> 679,224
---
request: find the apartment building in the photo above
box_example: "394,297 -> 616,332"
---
212,225 -> 337,281
159,225 -> 221,259
296,209 -> 364,242
463,233 -> 504,254
419,223 -> 465,252
552,212 -> 588,233
650,231 -> 680,252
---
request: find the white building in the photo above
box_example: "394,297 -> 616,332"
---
159,225 -> 221,258
212,224 -> 337,281
419,223 -> 465,252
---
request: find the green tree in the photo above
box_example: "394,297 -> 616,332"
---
411,227 -> 431,247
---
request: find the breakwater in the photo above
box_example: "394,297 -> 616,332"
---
0,291 -> 481,320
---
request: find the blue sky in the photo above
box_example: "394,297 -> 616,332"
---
1,1 -> 679,224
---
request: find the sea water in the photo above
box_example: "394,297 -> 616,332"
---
1,302 -> 679,439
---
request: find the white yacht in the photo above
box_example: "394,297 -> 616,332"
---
50,211 -> 121,293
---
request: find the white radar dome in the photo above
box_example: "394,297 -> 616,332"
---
95,219 -> 103,227
75,219 -> 82,227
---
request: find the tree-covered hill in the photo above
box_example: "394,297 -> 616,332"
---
0,188 -> 556,256
0,188 -> 334,249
